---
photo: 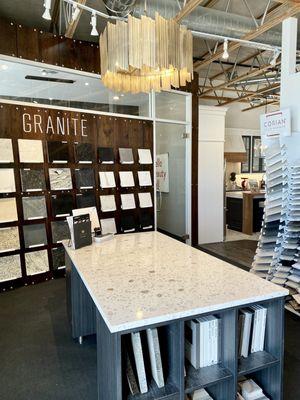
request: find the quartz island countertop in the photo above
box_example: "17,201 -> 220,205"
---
64,232 -> 287,333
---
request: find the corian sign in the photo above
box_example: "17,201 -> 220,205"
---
260,109 -> 291,138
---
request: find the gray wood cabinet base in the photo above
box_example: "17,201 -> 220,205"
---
66,256 -> 285,400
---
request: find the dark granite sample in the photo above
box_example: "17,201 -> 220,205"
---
23,223 -> 47,248
75,168 -> 95,189
20,169 -> 46,192
51,220 -> 70,243
140,211 -> 154,230
121,214 -> 136,233
51,193 -> 73,217
76,192 -> 96,208
52,247 -> 66,270
98,147 -> 114,163
75,143 -> 94,163
22,196 -> 47,220
47,141 -> 69,163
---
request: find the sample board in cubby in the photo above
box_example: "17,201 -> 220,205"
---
0,102 -> 154,291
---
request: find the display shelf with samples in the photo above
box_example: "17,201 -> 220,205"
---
0,102 -> 154,291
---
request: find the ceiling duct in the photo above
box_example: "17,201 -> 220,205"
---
102,0 -> 137,17
132,0 -> 282,47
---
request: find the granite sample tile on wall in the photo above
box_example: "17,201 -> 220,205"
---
20,169 -> 46,192
99,171 -> 116,188
121,193 -> 136,210
138,192 -> 153,208
75,143 -> 94,163
47,141 -> 69,163
23,224 -> 47,248
76,192 -> 96,208
0,169 -> 16,193
51,220 -> 70,243
49,168 -> 72,190
119,148 -> 134,164
0,138 -> 14,163
0,227 -> 20,252
0,255 -> 22,282
0,198 -> 18,222
52,247 -> 65,270
75,168 -> 95,189
51,193 -> 73,217
140,211 -> 154,229
18,139 -> 44,163
25,250 -> 49,276
138,149 -> 152,165
100,195 -> 116,212
119,171 -> 135,188
22,196 -> 47,220
98,147 -> 114,164
138,171 -> 152,187
100,218 -> 117,235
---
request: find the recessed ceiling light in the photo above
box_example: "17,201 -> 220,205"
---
0,65 -> 8,70
113,95 -> 120,101
85,82 -> 89,86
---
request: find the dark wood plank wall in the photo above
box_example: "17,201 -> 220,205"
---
0,102 -> 153,291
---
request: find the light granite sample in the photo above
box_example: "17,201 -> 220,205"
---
0,198 -> 18,222
20,169 -> 46,192
0,255 -> 22,282
138,192 -> 153,208
0,138 -> 14,163
23,224 -> 47,248
22,196 -> 47,220
51,220 -> 70,243
49,168 -> 72,190
0,227 -> 20,252
25,250 -> 49,276
52,247 -> 66,270
18,139 -> 44,163
0,169 -> 16,193
64,232 -> 288,333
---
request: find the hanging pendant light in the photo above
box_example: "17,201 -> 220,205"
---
100,13 -> 194,94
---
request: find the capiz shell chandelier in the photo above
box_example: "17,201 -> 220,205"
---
100,13 -> 193,93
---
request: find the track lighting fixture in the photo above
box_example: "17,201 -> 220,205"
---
90,12 -> 98,36
42,0 -> 52,20
222,39 -> 229,60
71,4 -> 81,22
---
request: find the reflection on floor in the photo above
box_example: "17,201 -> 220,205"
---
198,239 -> 257,271
225,228 -> 260,242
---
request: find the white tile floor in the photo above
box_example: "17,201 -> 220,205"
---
225,228 -> 260,242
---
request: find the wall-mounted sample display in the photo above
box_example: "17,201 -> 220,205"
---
121,193 -> 136,210
100,218 -> 117,234
0,255 -> 22,282
100,195 -> 116,212
51,193 -> 73,217
0,169 -> 16,193
138,149 -> 152,165
22,196 -> 47,220
23,223 -> 47,248
0,138 -> 14,163
20,168 -> 46,192
119,148 -> 134,164
0,198 -> 18,222
138,171 -> 152,187
18,139 -> 44,163
121,214 -> 136,233
119,171 -> 135,187
49,168 -> 72,190
51,220 -> 70,243
75,168 -> 94,189
0,227 -> 20,252
75,143 -> 94,163
25,250 -> 49,275
76,192 -> 96,208
99,171 -> 116,188
47,141 -> 69,163
52,247 -> 65,270
138,192 -> 153,208
140,211 -> 154,229
98,147 -> 114,164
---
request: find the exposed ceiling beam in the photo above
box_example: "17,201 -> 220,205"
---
65,0 -> 86,39
199,61 -> 280,96
199,95 -> 251,103
242,100 -> 279,112
217,83 -> 280,106
174,0 -> 207,22
193,2 -> 300,70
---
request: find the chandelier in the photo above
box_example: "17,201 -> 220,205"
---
100,13 -> 193,94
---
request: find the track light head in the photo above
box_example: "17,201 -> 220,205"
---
72,5 -> 81,22
90,12 -> 98,36
42,0 -> 52,20
222,39 -> 229,60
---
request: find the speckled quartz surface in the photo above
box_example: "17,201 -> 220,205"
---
64,232 -> 288,333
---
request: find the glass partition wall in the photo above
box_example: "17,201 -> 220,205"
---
0,57 -> 192,243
